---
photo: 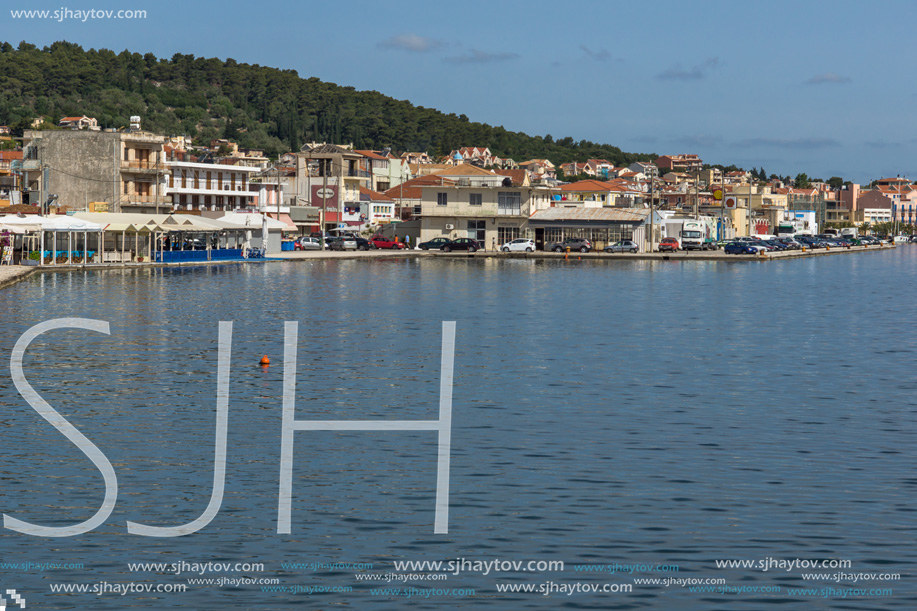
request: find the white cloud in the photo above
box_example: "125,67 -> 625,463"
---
378,34 -> 444,53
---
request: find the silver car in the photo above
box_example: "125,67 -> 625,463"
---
295,237 -> 321,250
604,240 -> 639,253
328,236 -> 357,251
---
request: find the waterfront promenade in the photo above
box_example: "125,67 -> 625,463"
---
0,244 -> 897,291
0,266 -> 37,290
274,243 -> 895,261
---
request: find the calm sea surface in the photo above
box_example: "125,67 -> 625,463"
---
1,249 -> 915,610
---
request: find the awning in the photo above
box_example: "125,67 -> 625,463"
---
528,207 -> 645,226
267,213 -> 297,230
101,222 -> 142,232
36,215 -> 104,231
0,223 -> 41,233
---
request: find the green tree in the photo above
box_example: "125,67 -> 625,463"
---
794,173 -> 810,189
827,176 -> 844,189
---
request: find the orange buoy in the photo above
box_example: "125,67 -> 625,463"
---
259,355 -> 270,366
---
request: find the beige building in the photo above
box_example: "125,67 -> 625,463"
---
22,129 -> 169,213
418,183 -> 556,247
295,143 -> 370,230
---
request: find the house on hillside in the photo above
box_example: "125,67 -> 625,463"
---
559,162 -> 594,177
58,116 -> 99,130
447,147 -> 496,167
355,149 -> 410,192
518,159 -> 556,181
556,179 -> 626,207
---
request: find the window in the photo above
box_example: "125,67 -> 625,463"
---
498,226 -> 520,244
469,193 -> 482,206
498,192 -> 521,215
467,220 -> 485,242
437,192 -> 448,206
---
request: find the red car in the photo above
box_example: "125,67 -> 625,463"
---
370,236 -> 406,249
658,237 -> 679,252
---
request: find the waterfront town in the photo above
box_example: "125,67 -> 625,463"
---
0,116 -> 913,266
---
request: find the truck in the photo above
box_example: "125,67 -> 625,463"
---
680,219 -> 718,250
776,223 -> 797,238
777,212 -> 817,237
840,227 -> 858,240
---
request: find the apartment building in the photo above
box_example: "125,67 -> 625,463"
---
655,154 -> 703,173
355,149 -> 410,192
22,129 -> 169,213
295,143 -> 370,230
417,180 -> 556,247
167,155 -> 261,212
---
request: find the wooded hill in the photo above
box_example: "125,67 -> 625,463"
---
0,40 -> 655,165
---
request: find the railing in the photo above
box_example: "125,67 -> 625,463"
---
155,249 -> 244,263
124,196 -> 170,204
420,204 -> 527,218
121,161 -> 162,172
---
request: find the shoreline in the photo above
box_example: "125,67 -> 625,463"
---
0,244 -> 897,291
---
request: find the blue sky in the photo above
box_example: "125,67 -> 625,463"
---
4,0 -> 915,183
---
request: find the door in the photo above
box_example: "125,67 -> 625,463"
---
535,227 -> 545,251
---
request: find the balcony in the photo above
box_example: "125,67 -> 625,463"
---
420,203 -> 528,218
121,161 -> 163,174
124,195 -> 169,204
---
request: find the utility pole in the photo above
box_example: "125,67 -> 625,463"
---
648,170 -> 655,252
694,167 -> 699,220
747,179 -> 753,237
320,158 -> 328,250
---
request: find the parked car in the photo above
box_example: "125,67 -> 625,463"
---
352,237 -> 374,251
658,237 -> 679,252
777,238 -> 802,250
418,237 -> 452,250
371,236 -> 405,249
549,238 -> 592,253
295,236 -> 321,250
501,238 -> 536,252
750,240 -> 776,251
604,240 -> 639,253
183,238 -> 206,250
724,242 -> 758,255
443,238 -> 480,252
327,236 -> 357,251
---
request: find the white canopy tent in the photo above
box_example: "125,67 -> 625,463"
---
0,214 -> 104,265
216,212 -> 287,253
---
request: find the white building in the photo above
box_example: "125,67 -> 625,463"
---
167,159 -> 262,211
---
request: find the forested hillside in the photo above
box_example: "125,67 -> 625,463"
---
0,41 -> 654,165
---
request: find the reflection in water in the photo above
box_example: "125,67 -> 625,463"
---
0,250 -> 916,609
